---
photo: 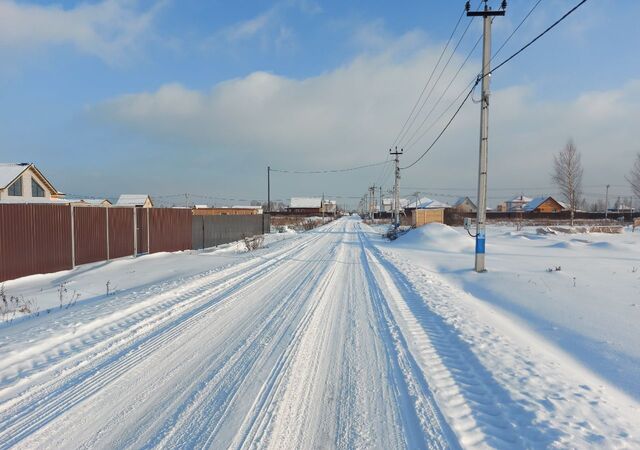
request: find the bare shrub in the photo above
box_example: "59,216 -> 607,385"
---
243,235 -> 265,251
0,284 -> 40,322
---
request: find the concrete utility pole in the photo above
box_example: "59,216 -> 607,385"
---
605,184 -> 610,220
467,0 -> 505,273
390,146 -> 403,228
267,166 -> 271,213
379,186 -> 383,218
368,185 -> 376,220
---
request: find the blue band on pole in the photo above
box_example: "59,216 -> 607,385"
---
476,234 -> 486,254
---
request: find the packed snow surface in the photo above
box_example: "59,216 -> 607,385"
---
0,218 -> 638,448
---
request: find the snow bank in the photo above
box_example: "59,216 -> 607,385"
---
397,223 -> 474,253
381,224 -> 640,399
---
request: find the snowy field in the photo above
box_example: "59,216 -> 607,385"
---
0,217 -> 638,448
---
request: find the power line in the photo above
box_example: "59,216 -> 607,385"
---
389,5 -> 468,149
404,0 -> 543,152
270,160 -> 390,174
490,0 -> 588,77
401,80 -> 478,170
397,6 -> 479,148
400,0 -> 590,171
403,34 -> 482,150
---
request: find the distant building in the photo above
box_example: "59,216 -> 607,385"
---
0,163 -> 63,202
321,200 -> 337,214
452,196 -> 477,213
505,194 -> 532,212
288,197 -> 322,214
523,196 -> 566,213
116,194 -> 154,208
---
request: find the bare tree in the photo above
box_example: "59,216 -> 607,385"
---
552,139 -> 583,226
627,153 -> 640,200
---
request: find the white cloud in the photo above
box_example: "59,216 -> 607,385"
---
0,0 -> 165,63
90,32 -> 640,203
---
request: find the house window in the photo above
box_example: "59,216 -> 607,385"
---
8,177 -> 22,196
32,179 -> 45,197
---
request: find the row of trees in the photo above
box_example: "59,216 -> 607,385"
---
552,139 -> 640,225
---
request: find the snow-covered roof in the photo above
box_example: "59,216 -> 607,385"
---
290,197 -> 322,208
523,196 -> 565,212
523,197 -> 547,212
82,198 -> 111,206
402,197 -> 450,209
508,194 -> 532,203
0,163 -> 29,188
231,205 -> 262,209
116,194 -> 152,206
453,196 -> 475,208
0,163 -> 61,194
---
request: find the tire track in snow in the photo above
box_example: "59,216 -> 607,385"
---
141,228 -> 346,449
360,230 -> 555,448
228,240 -> 346,449
0,231 -> 319,399
0,225 -> 334,449
356,227 -> 458,450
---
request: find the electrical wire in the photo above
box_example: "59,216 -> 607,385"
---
490,0 -> 588,77
404,0 -> 543,152
403,33 -> 482,150
397,5 -> 480,148
401,0 -> 590,171
389,5 -> 468,149
401,79 -> 479,170
270,160 -> 391,174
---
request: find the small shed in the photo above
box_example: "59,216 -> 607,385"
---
407,208 -> 445,227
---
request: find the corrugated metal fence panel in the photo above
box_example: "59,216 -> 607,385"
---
108,208 -> 135,259
192,216 -> 204,250
200,215 -> 265,249
32,204 -> 73,277
0,204 -> 72,283
149,208 -> 192,253
74,207 -> 107,265
136,208 -> 148,254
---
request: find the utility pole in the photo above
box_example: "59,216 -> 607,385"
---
390,146 -> 403,228
267,166 -> 271,213
322,192 -> 325,223
604,184 -> 610,220
379,186 -> 383,218
467,0 -> 506,273
368,185 -> 376,221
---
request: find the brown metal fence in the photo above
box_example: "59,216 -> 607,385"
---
0,204 -> 72,282
136,208 -> 149,254
1,205 -> 268,283
149,208 -> 192,253
108,208 -> 135,259
74,207 -> 108,265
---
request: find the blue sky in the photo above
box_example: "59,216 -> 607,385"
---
1,0 -> 639,207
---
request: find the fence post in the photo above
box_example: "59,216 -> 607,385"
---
146,208 -> 150,254
133,208 -> 138,256
70,205 -> 76,269
106,207 -> 110,261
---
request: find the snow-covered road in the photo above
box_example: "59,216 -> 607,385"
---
0,218 -> 638,449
